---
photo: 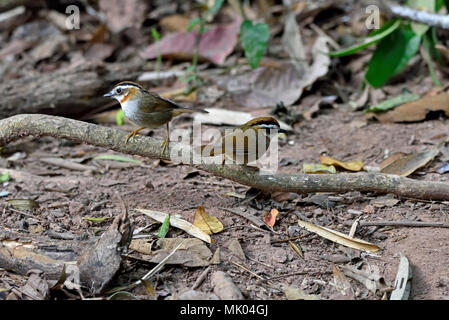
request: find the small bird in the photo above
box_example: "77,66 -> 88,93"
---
200,117 -> 287,165
104,81 -> 208,154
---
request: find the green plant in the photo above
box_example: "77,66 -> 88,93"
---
151,28 -> 162,78
329,0 -> 447,88
183,0 -> 225,93
184,0 -> 270,92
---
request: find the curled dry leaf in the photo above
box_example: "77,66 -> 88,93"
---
264,208 -> 279,228
137,209 -> 211,243
193,206 -> 223,235
320,155 -> 364,172
380,148 -> 439,176
297,219 -> 380,253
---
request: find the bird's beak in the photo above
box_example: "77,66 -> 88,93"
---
278,128 -> 288,134
104,91 -> 113,97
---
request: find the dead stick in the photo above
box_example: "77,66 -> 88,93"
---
357,220 -> 449,228
191,266 -> 211,290
1,114 -> 449,201
378,0 -> 449,29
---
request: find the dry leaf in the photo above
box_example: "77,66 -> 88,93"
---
370,195 -> 399,208
379,152 -> 408,170
303,163 -> 337,174
373,93 -> 449,123
264,209 -> 279,228
380,149 -> 439,176
228,239 -> 246,262
217,36 -> 330,108
130,238 -> 212,267
320,155 -> 364,172
142,18 -> 241,65
288,241 -> 303,258
159,14 -> 192,32
297,219 -> 380,253
137,209 -> 211,243
333,265 -> 353,296
285,286 -> 320,300
193,206 -> 223,235
99,0 -> 147,33
338,265 -> 393,295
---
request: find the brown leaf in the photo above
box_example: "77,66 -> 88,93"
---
380,149 -> 439,176
373,93 -> 449,123
218,37 -> 330,108
142,18 -> 241,65
160,15 -> 192,32
99,0 -> 147,33
228,239 -> 246,262
193,206 -> 223,235
380,152 -> 408,170
297,219 -> 380,253
130,238 -> 213,267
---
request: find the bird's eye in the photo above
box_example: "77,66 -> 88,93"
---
116,88 -> 122,94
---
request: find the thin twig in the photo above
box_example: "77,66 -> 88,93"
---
191,266 -> 211,290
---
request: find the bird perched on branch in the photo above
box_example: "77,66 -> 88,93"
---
104,81 -> 208,155
200,116 -> 287,165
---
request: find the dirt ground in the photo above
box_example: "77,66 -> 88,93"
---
1,104 -> 448,300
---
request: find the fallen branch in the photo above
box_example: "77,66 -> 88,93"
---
1,114 -> 449,201
379,0 -> 449,30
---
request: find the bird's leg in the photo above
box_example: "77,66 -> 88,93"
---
126,127 -> 145,143
160,123 -> 170,155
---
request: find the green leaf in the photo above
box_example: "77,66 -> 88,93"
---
365,93 -> 421,113
365,26 -> 422,88
240,20 -> 270,69
0,172 -> 10,183
116,109 -> 125,126
436,0 -> 445,10
157,214 -> 170,238
208,0 -> 224,16
329,19 -> 402,57
93,154 -> 143,164
187,18 -> 201,32
151,28 -> 160,41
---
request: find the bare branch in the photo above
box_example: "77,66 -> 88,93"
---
379,0 -> 449,29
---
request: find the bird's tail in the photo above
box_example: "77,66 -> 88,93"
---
173,107 -> 208,117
